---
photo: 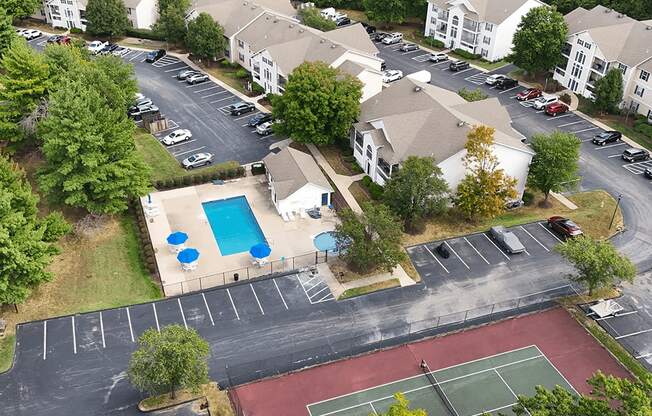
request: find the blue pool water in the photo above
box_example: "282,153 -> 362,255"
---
202,196 -> 267,256
314,231 -> 338,252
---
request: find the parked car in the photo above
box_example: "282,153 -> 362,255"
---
145,49 -> 166,63
516,88 -> 542,101
22,29 -> 42,40
545,102 -> 568,116
161,129 -> 192,146
485,74 -> 507,85
134,96 -> 152,107
429,52 -> 449,63
15,29 -> 28,36
248,112 -> 273,127
335,16 -> 351,26
495,78 -> 518,90
186,73 -> 209,84
548,216 -> 583,238
182,152 -> 213,169
87,40 -> 108,54
449,60 -> 470,71
532,95 -> 558,110
622,147 -> 650,162
399,43 -> 419,52
592,131 -> 622,146
47,34 -> 63,43
380,60 -> 386,71
361,22 -> 376,34
127,104 -> 159,119
382,69 -> 403,83
381,32 -> 403,45
112,46 -> 130,57
490,226 -> 525,254
435,243 -> 450,259
228,101 -> 255,116
256,121 -> 275,136
176,69 -> 198,80
371,32 -> 388,42
644,167 -> 652,179
99,43 -> 119,55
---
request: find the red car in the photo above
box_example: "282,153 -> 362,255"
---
548,216 -> 583,238
516,88 -> 542,101
545,102 -> 568,116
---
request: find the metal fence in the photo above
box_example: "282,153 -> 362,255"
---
220,284 -> 578,395
162,250 -> 331,295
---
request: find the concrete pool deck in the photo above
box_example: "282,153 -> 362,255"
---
141,174 -> 338,296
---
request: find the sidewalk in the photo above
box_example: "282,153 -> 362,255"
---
317,262 -> 415,299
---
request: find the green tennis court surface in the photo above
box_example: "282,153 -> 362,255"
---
307,345 -> 576,416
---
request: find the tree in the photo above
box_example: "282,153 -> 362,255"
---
0,155 -> 70,306
154,0 -> 191,44
38,77 -> 150,214
0,7 -> 16,58
555,236 -> 636,295
592,68 -> 624,115
85,0 -> 130,37
299,7 -> 337,32
454,126 -> 518,220
510,6 -> 568,74
0,38 -> 49,144
335,203 -> 406,273
527,132 -> 580,206
128,325 -> 210,399
3,0 -> 41,18
82,55 -> 139,110
545,0 -> 652,20
185,12 -> 226,61
272,61 -> 362,145
363,0 -> 407,26
377,393 -> 428,416
383,156 -> 449,233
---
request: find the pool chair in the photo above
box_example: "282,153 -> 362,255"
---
252,257 -> 268,267
282,211 -> 290,222
307,208 -> 321,219
181,261 -> 198,271
299,210 -> 308,219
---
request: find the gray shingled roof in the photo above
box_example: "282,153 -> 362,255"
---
263,35 -> 347,75
427,0 -> 542,24
322,23 -> 379,56
263,147 -> 332,200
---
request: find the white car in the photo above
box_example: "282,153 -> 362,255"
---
22,29 -> 42,40
429,52 -> 449,63
256,121 -> 274,136
381,32 -> 403,45
485,74 -> 507,85
112,46 -> 130,57
182,152 -> 213,169
161,129 -> 192,146
382,69 -> 403,83
88,40 -> 108,54
532,95 -> 558,110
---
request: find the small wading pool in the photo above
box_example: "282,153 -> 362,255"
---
202,196 -> 266,256
314,231 -> 337,253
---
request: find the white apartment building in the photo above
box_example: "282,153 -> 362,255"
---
553,5 -> 652,121
424,0 -> 545,61
35,0 -> 157,30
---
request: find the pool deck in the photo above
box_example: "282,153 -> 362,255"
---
141,174 -> 338,296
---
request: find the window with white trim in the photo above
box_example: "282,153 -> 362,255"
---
571,63 -> 582,78
640,70 -> 650,82
634,85 -> 645,97
618,63 -> 628,74
483,36 -> 490,45
575,50 -> 586,65
485,22 -> 493,32
481,49 -> 488,58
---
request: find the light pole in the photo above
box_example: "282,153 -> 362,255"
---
609,193 -> 623,230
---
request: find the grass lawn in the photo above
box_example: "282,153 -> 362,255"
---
339,279 -> 401,300
0,336 -> 16,373
320,145 -> 362,176
349,180 -> 371,207
199,62 -> 251,95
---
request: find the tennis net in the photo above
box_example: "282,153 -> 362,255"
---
421,360 -> 459,416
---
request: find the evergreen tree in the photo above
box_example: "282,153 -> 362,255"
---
592,68 -> 624,114
85,0 -> 130,37
0,7 -> 16,58
185,12 -> 226,61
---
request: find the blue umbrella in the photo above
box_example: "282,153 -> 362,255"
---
249,243 -> 271,259
167,231 -> 188,245
177,248 -> 200,264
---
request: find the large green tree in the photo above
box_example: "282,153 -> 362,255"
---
82,55 -> 138,110
128,325 -> 210,399
592,68 -> 624,115
0,7 -> 16,58
383,156 -> 449,233
454,126 -> 518,220
335,202 -> 406,273
527,131 -> 580,205
378,393 -> 427,416
510,6 -> 568,74
4,0 -> 41,18
363,0 -> 407,25
185,12 -> 226,61
545,0 -> 652,20
555,236 -> 635,295
38,77 -> 150,214
299,7 -> 337,31
0,155 -> 70,306
154,0 -> 191,44
85,0 -> 130,37
272,61 -> 362,145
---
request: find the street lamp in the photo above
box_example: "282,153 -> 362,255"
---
609,194 -> 623,230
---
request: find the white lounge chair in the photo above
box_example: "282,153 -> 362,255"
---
181,261 -> 198,271
287,211 -> 296,221
282,212 -> 290,222
299,210 -> 308,219
169,243 -> 186,254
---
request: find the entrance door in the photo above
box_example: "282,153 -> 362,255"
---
321,193 -> 329,206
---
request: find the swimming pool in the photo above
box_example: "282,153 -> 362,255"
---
202,196 -> 267,256
314,231 -> 337,252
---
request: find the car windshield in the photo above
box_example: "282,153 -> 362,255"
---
187,156 -> 197,162
564,220 -> 578,228
596,133 -> 609,139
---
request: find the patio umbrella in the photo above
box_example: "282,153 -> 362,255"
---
249,243 -> 271,259
177,248 -> 200,264
167,231 -> 188,246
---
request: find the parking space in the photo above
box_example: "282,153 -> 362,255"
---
297,269 -> 336,304
74,312 -> 104,352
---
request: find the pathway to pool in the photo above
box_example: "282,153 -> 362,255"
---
318,263 -> 415,299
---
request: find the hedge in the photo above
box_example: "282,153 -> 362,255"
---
634,118 -> 652,139
423,37 -> 445,49
152,165 -> 246,190
458,87 -> 487,102
453,48 -> 481,60
125,27 -> 166,41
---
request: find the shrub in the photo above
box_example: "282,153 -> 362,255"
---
453,48 -> 481,60
458,87 -> 488,102
522,191 -> 534,206
182,176 -> 192,186
164,179 -> 174,189
634,118 -> 652,139
362,175 -> 372,188
251,82 -> 265,95
235,69 -> 249,79
126,28 -> 166,41
423,37 -> 445,49
69,27 -> 83,34
237,166 -> 246,177
559,93 -> 572,105
369,182 -> 384,200
153,180 -> 163,189
173,177 -> 183,187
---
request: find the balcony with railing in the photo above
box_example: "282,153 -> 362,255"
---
561,42 -> 572,57
461,32 -> 478,45
436,23 -> 448,34
591,58 -> 608,74
437,10 -> 449,20
462,18 -> 479,32
377,159 -> 399,180
278,75 -> 286,87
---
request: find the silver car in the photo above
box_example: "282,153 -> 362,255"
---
177,69 -> 198,80
186,73 -> 209,84
182,152 -> 213,169
489,226 -> 525,254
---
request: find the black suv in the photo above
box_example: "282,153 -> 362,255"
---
371,32 -> 388,42
645,168 -> 652,179
495,77 -> 518,90
248,112 -> 273,127
228,101 -> 255,116
592,131 -> 622,146
449,60 -> 470,71
622,147 -> 650,162
145,49 -> 166,63
335,16 -> 351,26
361,22 -> 376,34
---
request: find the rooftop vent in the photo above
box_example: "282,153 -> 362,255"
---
273,19 -> 278,23
604,8 -> 611,13
331,44 -> 337,48
414,86 -> 422,92
289,24 -> 294,28
320,39 -> 325,43
299,28 -> 305,33
617,13 -> 624,18
457,121 -> 466,127
265,16 -> 270,20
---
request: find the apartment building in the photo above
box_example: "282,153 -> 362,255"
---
424,0 -> 545,61
553,5 -> 652,121
34,0 -> 156,30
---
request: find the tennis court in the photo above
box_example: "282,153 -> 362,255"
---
307,345 -> 576,416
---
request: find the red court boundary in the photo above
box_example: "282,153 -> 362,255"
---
232,308 -> 630,416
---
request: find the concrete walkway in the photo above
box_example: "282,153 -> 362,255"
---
550,192 -> 578,210
318,262 -> 415,299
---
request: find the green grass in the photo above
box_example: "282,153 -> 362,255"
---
0,336 -> 16,373
338,279 -> 401,300
448,52 -> 509,71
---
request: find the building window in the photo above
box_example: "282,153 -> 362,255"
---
238,52 -> 244,62
647,109 -> 652,119
452,16 -> 459,26
365,145 -> 373,160
640,70 -> 650,82
484,22 -> 493,32
584,42 -> 591,49
631,101 -> 640,112
571,63 -> 582,78
482,36 -> 490,45
264,68 -> 271,81
431,17 -> 436,25
238,39 -> 244,48
126,7 -> 131,15
635,85 -> 645,97
481,48 -> 488,58
262,57 -> 272,66
575,50 -> 586,65
577,39 -> 584,47
618,63 -> 628,74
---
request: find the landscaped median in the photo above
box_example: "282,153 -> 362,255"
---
138,382 -> 235,415
338,279 -> 401,300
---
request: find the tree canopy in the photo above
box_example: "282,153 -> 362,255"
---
299,7 -> 337,31
377,393 -> 428,416
272,61 -> 362,145
592,68 -> 624,115
155,0 -> 191,44
383,156 -> 449,233
185,12 -> 226,61
3,0 -> 41,18
85,0 -> 130,37
544,0 -> 652,20
555,236 -> 636,295
363,0 -> 408,25
510,6 -> 568,74
0,7 -> 16,59
527,131 -> 580,205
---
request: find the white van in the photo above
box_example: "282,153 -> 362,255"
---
381,32 -> 403,45
320,7 -> 337,19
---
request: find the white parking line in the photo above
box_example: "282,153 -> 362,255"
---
423,245 -> 450,273
173,146 -> 206,157
572,126 -> 599,134
595,310 -> 638,320
99,312 -> 106,348
201,293 -> 215,326
297,274 -> 315,304
72,316 -> 77,354
250,284 -> 265,315
311,285 -> 329,299
226,288 -> 240,320
211,96 -> 234,103
607,154 -> 622,158
452,68 -> 475,76
43,321 -> 47,360
164,139 -> 196,149
498,86 -> 520,94
186,82 -> 209,88
556,120 -> 583,127
463,237 -> 490,264
445,241 -> 470,269
548,114 -> 574,121
235,112 -> 258,121
178,298 -> 188,329
152,303 -> 160,332
538,222 -> 563,243
194,85 -> 220,93
519,226 -> 549,251
615,328 -> 652,340
482,233 -> 510,260
126,307 -> 134,342
164,64 -> 189,73
129,51 -> 143,62
307,280 -> 323,292
315,292 -> 335,303
201,91 -> 227,99
273,280 -> 289,310
595,142 -> 626,150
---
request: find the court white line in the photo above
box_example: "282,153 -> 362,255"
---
572,126 -> 599,134
43,321 -> 47,360
463,237 -> 490,264
250,284 -> 265,315
482,233 -> 510,260
538,222 -> 563,243
445,241 -> 470,269
369,402 -> 379,415
556,120 -> 583,127
152,303 -> 160,332
470,403 -> 516,416
494,369 -> 520,402
533,345 -> 579,395
173,146 -> 206,157
273,280 -> 289,310
72,316 -> 77,354
99,312 -> 106,348
178,298 -> 188,329
226,288 -> 240,319
423,245 -> 450,273
201,293 -> 215,326
520,226 -> 549,251
126,307 -> 134,342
